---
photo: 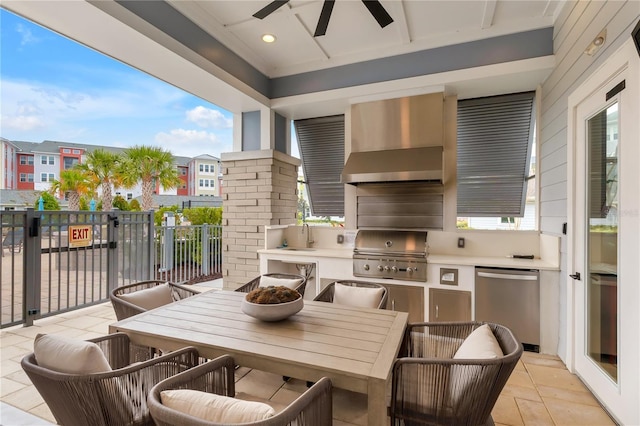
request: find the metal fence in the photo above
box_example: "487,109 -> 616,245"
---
155,224 -> 222,284
1,209 -> 223,328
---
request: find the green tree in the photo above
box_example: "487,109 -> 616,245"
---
128,199 -> 141,211
112,195 -> 130,211
35,192 -> 60,210
77,149 -> 121,211
49,169 -> 93,211
297,182 -> 310,224
154,206 -> 180,226
183,207 -> 222,225
79,197 -> 90,211
119,146 -> 181,211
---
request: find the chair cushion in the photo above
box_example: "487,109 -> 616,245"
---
333,283 -> 384,308
449,325 -> 504,417
118,283 -> 173,310
34,334 -> 112,374
259,275 -> 303,290
160,389 -> 276,423
453,324 -> 503,359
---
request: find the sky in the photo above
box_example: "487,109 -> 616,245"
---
0,8 -> 239,159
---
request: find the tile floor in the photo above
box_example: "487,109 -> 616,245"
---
1,284 -> 616,425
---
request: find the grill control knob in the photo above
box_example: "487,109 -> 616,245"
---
391,266 -> 398,273
363,264 -> 370,271
377,265 -> 384,272
383,265 -> 390,272
407,267 -> 414,274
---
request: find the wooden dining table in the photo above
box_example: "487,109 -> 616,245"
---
109,289 -> 408,425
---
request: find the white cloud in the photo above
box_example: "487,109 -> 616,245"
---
1,114 -> 46,131
1,79 -> 126,125
1,76 -> 193,129
16,23 -> 40,47
0,77 -> 233,158
186,106 -> 232,129
155,128 -> 231,157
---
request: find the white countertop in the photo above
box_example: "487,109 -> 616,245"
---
427,254 -> 559,271
258,247 -> 354,259
259,248 -> 559,270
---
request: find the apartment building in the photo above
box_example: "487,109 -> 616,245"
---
0,139 -> 222,200
1,138 -> 18,190
188,154 -> 222,196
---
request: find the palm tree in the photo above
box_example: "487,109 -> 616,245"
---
119,145 -> 181,211
49,169 -> 93,211
78,149 -> 121,211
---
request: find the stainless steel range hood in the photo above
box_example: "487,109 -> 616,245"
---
341,146 -> 443,184
343,92 -> 445,185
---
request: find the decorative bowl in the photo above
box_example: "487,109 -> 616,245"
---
241,296 -> 303,321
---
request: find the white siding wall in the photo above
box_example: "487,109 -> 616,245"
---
193,159 -> 220,196
539,0 -> 640,361
468,203 -> 536,230
114,182 -> 142,200
1,141 -> 16,189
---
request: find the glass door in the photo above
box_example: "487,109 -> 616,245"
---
568,40 -> 639,425
585,104 -> 618,381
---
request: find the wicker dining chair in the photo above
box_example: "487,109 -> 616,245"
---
111,279 -> 200,320
234,273 -> 307,297
148,355 -> 333,426
313,280 -> 388,309
390,321 -> 523,426
21,333 -> 200,426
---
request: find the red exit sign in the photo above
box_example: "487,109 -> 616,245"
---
68,225 -> 92,248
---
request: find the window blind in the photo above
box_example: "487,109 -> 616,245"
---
457,92 -> 535,216
294,115 -> 345,216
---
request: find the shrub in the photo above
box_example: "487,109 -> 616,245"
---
154,206 -> 181,226
113,195 -> 129,211
35,192 -> 60,210
182,207 -> 222,225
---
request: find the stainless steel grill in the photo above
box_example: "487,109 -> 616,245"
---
353,230 -> 428,282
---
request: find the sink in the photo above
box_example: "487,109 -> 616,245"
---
280,247 -> 316,251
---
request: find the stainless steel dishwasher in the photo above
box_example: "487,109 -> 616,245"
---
475,267 -> 540,352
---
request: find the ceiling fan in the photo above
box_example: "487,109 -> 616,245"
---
253,0 -> 394,37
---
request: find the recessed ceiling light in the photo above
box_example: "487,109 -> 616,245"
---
262,34 -> 276,43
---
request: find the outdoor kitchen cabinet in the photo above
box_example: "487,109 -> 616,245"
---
429,288 -> 471,322
384,284 -> 425,323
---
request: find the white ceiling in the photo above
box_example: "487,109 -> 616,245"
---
168,0 -> 564,78
1,0 -> 565,118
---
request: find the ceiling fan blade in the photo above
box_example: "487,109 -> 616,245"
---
361,0 -> 393,28
253,0 -> 290,19
314,0 -> 335,37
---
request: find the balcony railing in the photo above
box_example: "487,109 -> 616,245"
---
1,209 -> 222,329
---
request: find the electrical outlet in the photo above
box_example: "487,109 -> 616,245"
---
457,237 -> 465,248
337,234 -> 344,244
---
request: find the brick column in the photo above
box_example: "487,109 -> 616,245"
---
220,150 -> 300,289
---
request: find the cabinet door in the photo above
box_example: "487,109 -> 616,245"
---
429,288 -> 471,322
385,284 -> 425,323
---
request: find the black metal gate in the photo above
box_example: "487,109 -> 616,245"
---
0,209 -> 153,328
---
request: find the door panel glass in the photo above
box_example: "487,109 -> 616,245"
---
587,103 -> 618,381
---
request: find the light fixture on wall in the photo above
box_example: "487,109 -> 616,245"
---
584,29 -> 607,56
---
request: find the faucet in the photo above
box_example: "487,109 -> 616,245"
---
302,223 -> 314,248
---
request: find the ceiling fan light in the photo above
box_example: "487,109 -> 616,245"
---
262,34 -> 276,43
